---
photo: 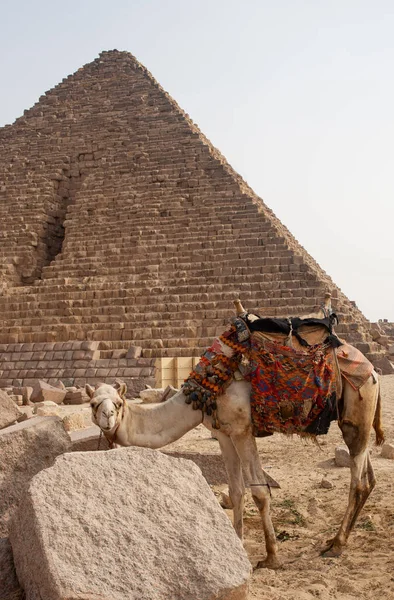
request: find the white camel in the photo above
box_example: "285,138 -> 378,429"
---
87,302 -> 384,569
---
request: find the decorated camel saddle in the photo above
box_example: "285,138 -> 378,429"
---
183,295 -> 374,438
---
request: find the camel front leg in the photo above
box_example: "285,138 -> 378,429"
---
214,429 -> 245,540
231,431 -> 280,569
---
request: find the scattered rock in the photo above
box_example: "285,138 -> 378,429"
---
139,385 -> 178,403
62,413 -> 86,432
372,357 -> 394,375
307,497 -> 322,515
381,443 -> 394,459
219,489 -> 233,509
139,386 -> 165,403
0,417 -> 70,535
22,386 -> 33,405
10,448 -> 251,600
0,389 -> 23,431
15,412 -> 28,424
335,446 -> 351,467
20,406 -> 34,420
54,380 -> 66,390
63,389 -> 89,405
320,478 -> 334,489
30,381 -> 67,405
9,395 -> 23,406
32,401 -> 61,417
60,378 -> 75,388
36,406 -> 61,417
32,401 -> 58,411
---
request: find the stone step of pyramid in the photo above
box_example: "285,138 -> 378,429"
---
41,256 -> 298,278
0,319 -> 373,352
42,246 -> 294,269
0,292 -> 352,326
0,292 -> 363,327
0,305 -> 364,331
0,277 -> 327,307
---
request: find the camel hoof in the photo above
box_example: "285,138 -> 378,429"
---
321,538 -> 343,558
255,556 -> 282,570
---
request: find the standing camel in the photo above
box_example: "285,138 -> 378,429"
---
87,302 -> 384,569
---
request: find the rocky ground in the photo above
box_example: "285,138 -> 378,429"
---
166,375 -> 394,600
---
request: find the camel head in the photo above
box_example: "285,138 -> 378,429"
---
86,381 -> 127,433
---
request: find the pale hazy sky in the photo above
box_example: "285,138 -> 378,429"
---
1,1 -> 393,321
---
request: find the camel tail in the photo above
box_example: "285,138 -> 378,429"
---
373,382 -> 385,446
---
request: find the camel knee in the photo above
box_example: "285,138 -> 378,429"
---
341,420 -> 368,456
354,483 -> 368,501
229,486 -> 244,508
252,489 -> 271,512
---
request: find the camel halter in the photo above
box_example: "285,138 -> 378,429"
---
96,398 -> 125,450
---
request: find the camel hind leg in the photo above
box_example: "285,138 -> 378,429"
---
322,375 -> 379,557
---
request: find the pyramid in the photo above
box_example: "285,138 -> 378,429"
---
0,50 -> 388,393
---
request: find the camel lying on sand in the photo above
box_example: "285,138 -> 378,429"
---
87,300 -> 384,569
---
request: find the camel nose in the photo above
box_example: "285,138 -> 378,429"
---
103,411 -> 115,419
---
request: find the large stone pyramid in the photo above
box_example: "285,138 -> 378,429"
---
0,50 -> 387,392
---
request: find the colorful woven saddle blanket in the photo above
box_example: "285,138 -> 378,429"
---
246,334 -> 338,436
182,315 -> 373,437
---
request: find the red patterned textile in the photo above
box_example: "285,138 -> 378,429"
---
244,336 -> 338,436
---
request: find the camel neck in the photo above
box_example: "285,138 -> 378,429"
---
115,391 -> 203,449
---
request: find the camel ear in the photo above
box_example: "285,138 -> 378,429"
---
114,380 -> 127,398
85,384 -> 95,399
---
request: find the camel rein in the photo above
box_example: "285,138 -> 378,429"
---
249,482 -> 272,496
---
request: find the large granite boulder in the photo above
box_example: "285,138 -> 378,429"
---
0,538 -> 23,600
10,448 -> 251,600
0,416 -> 71,535
0,390 -> 23,430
